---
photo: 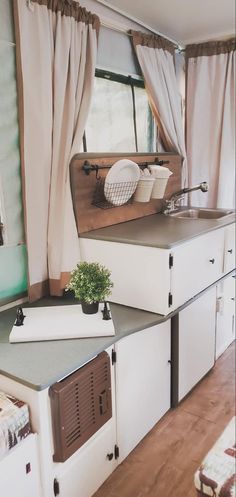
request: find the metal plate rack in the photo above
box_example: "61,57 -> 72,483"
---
91,178 -> 138,209
82,158 -> 169,209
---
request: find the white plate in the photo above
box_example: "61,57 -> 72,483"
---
104,159 -> 140,206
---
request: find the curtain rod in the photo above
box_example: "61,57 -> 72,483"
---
100,20 -> 184,52
97,0 -> 184,50
101,19 -> 132,36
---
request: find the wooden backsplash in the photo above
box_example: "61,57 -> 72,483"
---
70,152 -> 182,234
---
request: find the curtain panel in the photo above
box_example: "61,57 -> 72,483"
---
130,30 -> 187,185
186,38 -> 236,208
13,0 -> 100,300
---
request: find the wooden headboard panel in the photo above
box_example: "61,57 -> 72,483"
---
70,152 -> 182,233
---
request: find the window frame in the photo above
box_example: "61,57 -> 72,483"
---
95,68 -> 145,88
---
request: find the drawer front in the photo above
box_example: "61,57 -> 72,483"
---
224,224 -> 236,273
171,228 -> 224,309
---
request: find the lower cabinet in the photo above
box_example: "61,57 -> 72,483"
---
1,285 -> 233,497
216,273 -> 235,359
54,419 -> 117,497
0,434 -> 42,497
115,321 -> 171,462
52,347 -> 117,497
172,286 -> 217,404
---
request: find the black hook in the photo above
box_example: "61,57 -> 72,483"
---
102,301 -> 111,320
95,165 -> 101,180
14,307 -> 25,326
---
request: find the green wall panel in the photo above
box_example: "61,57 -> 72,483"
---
0,1 -> 28,304
0,245 -> 27,299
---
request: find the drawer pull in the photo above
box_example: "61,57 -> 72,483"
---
107,453 -> 114,461
228,249 -> 233,254
209,258 -> 215,264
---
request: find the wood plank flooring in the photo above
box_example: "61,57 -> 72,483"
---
93,342 -> 235,497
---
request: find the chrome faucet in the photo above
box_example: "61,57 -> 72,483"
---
163,182 -> 209,214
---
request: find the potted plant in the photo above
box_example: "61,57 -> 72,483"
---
66,261 -> 113,314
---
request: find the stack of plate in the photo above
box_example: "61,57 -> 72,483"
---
104,159 -> 140,206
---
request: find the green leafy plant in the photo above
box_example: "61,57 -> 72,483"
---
66,261 -> 113,303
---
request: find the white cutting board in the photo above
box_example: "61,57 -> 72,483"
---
9,304 -> 115,343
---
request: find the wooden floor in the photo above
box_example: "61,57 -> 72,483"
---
93,342 -> 235,497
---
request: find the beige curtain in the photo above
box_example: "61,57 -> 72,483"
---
131,30 -> 187,185
13,0 -> 99,299
186,38 -> 236,208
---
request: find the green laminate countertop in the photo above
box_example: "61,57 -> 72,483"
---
0,298 -> 167,391
80,212 -> 235,248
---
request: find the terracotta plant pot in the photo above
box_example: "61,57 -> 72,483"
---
81,301 -> 99,314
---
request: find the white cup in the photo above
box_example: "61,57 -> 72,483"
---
149,165 -> 172,178
148,166 -> 173,199
151,178 -> 169,199
134,177 -> 155,202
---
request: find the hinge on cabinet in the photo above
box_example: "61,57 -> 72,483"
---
168,292 -> 173,307
169,254 -> 174,269
114,444 -> 119,459
112,349 -> 117,365
54,478 -> 60,496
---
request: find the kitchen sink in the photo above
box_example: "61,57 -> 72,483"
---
169,208 -> 235,220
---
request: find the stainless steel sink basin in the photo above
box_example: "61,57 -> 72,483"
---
169,208 -> 235,220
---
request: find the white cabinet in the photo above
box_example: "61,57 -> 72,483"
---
54,419 -> 117,497
171,229 -> 224,310
216,273 -> 235,359
224,224 -> 235,273
0,347 -> 117,497
0,434 -> 42,497
52,347 -> 117,497
174,287 -> 217,403
115,321 -> 171,462
80,226 -> 230,315
80,238 -> 171,315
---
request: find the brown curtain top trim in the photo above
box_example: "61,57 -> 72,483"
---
185,37 -> 236,58
31,0 -> 100,32
130,29 -> 176,55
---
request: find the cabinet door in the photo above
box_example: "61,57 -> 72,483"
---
53,347 -> 117,497
216,274 -> 235,359
115,322 -> 171,462
0,434 -> 42,497
80,238 -> 171,315
224,224 -> 236,273
171,229 -> 224,310
178,287 -> 216,402
55,419 -> 117,497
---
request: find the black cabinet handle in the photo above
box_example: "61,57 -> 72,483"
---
209,258 -> 215,264
228,249 -> 233,254
107,453 -> 114,461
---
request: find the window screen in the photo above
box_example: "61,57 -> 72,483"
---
85,70 -> 156,153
